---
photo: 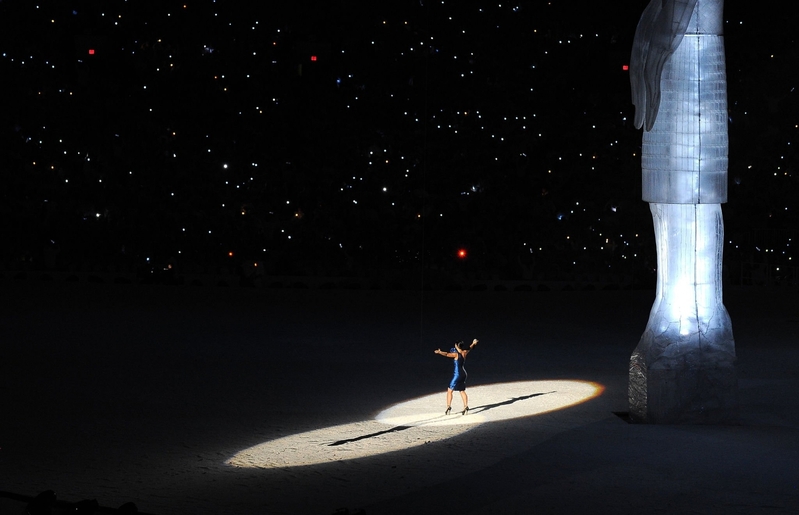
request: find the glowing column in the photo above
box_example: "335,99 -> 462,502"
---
628,0 -> 737,423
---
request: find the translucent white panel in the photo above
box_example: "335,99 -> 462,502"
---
641,34 -> 728,204
686,0 -> 724,34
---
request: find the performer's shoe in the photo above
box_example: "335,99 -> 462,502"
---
461,406 -> 469,415
445,406 -> 451,415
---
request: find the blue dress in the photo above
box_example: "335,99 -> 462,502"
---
448,348 -> 467,391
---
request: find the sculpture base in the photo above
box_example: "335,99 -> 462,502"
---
629,354 -> 738,424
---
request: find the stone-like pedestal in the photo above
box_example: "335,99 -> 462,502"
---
630,353 -> 738,424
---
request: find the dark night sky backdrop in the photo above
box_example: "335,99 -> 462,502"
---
1,1 -> 796,286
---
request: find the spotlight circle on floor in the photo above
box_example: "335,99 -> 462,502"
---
376,380 -> 603,426
226,380 -> 603,469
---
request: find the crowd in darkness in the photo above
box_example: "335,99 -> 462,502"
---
1,2 -> 797,287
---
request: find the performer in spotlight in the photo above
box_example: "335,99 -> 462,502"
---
434,339 -> 478,415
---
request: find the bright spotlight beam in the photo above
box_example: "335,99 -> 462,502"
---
226,380 -> 603,469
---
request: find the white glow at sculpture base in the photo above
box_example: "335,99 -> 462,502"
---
629,203 -> 737,423
227,380 -> 603,469
636,203 -> 734,365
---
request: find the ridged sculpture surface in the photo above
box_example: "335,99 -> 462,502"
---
629,0 -> 738,423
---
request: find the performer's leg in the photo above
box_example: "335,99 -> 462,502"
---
446,388 -> 453,408
459,390 -> 468,408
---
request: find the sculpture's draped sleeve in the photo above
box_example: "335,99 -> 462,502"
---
631,0 -> 699,131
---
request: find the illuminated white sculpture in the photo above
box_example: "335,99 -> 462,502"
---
628,0 -> 738,423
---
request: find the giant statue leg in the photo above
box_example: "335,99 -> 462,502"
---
629,202 -> 737,423
628,0 -> 736,423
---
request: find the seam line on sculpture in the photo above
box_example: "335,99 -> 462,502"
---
695,34 -> 702,203
694,32 -> 703,352
693,35 -> 703,350
691,33 -> 724,350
